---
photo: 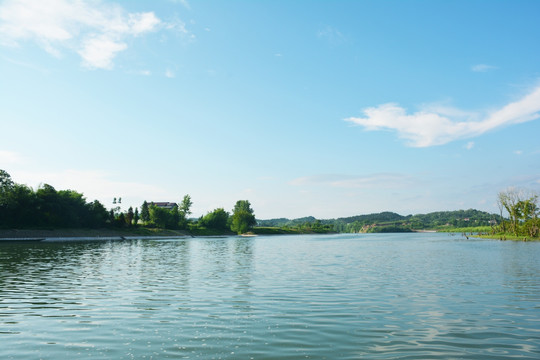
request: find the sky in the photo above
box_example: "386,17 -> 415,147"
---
1,0 -> 539,220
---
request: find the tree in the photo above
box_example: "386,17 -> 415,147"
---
35,183 -> 60,226
496,193 -> 507,232
109,209 -> 115,224
0,170 -> 15,223
133,207 -> 140,226
231,200 -> 256,234
200,208 -> 229,230
116,212 -> 126,228
86,200 -> 108,227
126,206 -> 134,226
180,195 -> 192,217
170,204 -> 181,229
141,201 -> 150,223
0,183 -> 36,228
149,205 -> 173,229
498,189 -> 521,235
0,169 -> 14,194
498,188 -> 539,236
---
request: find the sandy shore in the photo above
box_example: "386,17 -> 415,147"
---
0,228 -> 190,242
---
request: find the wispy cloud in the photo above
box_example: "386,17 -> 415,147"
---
0,0 -> 162,69
165,18 -> 193,39
346,85 -> 540,147
290,173 -> 416,189
0,150 -> 24,164
317,25 -> 345,45
168,0 -> 191,10
165,69 -> 175,78
465,141 -> 475,150
471,64 -> 498,72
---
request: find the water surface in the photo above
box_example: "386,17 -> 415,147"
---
1,233 -> 539,359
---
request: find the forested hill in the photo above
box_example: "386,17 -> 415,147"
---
257,209 -> 499,233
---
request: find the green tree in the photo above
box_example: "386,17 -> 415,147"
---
0,169 -> 14,195
0,170 -> 14,224
171,204 -> 181,229
231,200 -> 256,234
180,195 -> 192,217
200,208 -> 229,229
150,205 -> 173,229
498,188 -> 539,236
36,184 -> 60,226
1,183 -> 37,228
133,207 -> 140,226
116,212 -> 126,228
126,206 -> 134,226
86,200 -> 108,227
58,189 -> 89,228
141,201 -> 150,223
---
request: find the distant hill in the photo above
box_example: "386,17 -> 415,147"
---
257,216 -> 317,228
257,209 -> 500,233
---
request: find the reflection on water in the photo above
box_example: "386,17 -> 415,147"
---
0,234 -> 539,359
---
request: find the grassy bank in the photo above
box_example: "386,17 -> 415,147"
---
472,233 -> 540,241
437,226 -> 493,233
252,227 -> 301,235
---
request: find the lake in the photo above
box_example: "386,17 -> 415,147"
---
0,233 -> 539,359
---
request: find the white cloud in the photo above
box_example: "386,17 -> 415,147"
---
465,141 -> 475,150
129,12 -> 160,35
471,64 -> 498,72
346,85 -> 540,147
165,69 -> 175,78
514,150 -> 523,155
0,0 -> 161,69
78,35 -> 127,69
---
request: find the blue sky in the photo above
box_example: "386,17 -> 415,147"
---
1,0 -> 539,219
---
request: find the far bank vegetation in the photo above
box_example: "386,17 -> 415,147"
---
1,169 -> 538,239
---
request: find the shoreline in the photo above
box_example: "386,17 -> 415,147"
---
0,228 -> 191,242
0,235 -> 192,242
3,228 -> 537,242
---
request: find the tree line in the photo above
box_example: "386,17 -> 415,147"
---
0,170 -> 109,228
2,169 -> 537,238
0,169 -> 257,235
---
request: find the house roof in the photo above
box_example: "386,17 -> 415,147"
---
151,202 -> 177,208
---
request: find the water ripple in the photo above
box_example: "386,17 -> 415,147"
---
0,234 -> 539,359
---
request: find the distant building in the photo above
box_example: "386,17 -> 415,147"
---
151,202 -> 177,210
